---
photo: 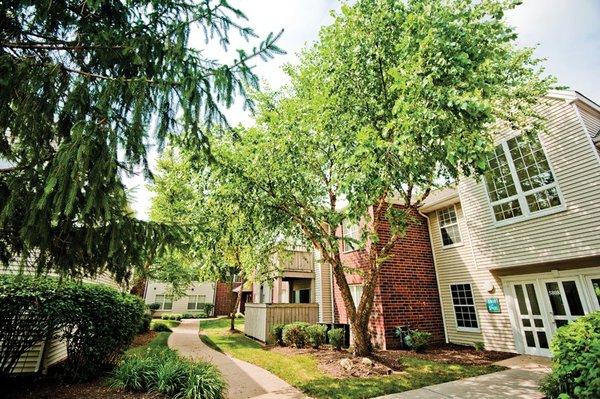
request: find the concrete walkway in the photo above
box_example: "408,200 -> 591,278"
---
168,319 -> 306,399
374,355 -> 552,399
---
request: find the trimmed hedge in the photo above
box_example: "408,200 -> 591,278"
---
540,312 -> 600,399
282,322 -> 310,348
306,324 -> 327,349
0,275 -> 144,380
327,328 -> 344,350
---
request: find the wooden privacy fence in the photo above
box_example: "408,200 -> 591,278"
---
244,303 -> 319,344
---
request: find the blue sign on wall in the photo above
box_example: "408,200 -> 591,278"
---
486,298 -> 501,313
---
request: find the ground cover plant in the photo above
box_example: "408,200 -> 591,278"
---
199,318 -> 505,399
113,332 -> 226,399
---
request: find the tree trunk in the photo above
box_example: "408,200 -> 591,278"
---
230,278 -> 245,331
350,318 -> 372,356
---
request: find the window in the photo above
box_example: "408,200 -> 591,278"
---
155,294 -> 173,310
187,295 -> 206,310
450,284 -> 479,331
437,206 -> 462,247
343,220 -> 360,252
349,284 -> 363,307
485,134 -> 562,224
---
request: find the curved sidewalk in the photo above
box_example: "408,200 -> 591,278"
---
168,318 -> 306,399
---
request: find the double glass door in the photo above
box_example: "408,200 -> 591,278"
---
511,277 -> 593,356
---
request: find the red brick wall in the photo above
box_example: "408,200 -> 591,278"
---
332,205 -> 445,349
214,282 -> 241,316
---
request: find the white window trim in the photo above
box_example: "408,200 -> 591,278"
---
155,294 -> 173,310
483,132 -> 566,227
449,282 -> 481,333
188,294 -> 206,310
437,205 -> 463,249
342,221 -> 360,253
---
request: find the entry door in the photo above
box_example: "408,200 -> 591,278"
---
512,283 -> 550,356
542,279 -> 586,329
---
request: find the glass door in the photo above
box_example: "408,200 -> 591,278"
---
586,276 -> 600,311
543,279 -> 586,329
512,282 -> 550,356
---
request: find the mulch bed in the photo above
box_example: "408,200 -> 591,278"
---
270,343 -> 516,378
0,377 -> 162,399
130,330 -> 157,348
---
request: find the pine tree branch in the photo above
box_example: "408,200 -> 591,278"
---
1,42 -> 125,50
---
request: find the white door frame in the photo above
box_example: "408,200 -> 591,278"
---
501,266 -> 600,356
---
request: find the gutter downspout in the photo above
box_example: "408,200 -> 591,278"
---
418,209 -> 449,344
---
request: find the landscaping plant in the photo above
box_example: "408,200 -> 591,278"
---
327,328 -> 345,350
271,324 -> 286,346
540,312 -> 600,399
282,322 -> 310,348
0,275 -> 144,380
406,330 -> 432,353
148,303 -> 161,312
153,323 -> 173,333
306,325 -> 328,349
139,314 -> 152,334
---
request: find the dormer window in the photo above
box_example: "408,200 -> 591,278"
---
485,134 -> 563,224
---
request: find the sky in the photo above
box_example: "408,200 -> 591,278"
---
125,0 -> 600,220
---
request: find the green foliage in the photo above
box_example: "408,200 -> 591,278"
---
282,322 -> 310,348
540,312 -> 600,399
113,336 -> 225,399
327,328 -> 345,350
148,303 -> 161,311
406,330 -> 432,353
0,275 -> 144,379
209,0 -> 552,355
161,314 -> 170,320
139,314 -> 152,334
271,324 -> 286,346
473,341 -> 485,351
306,325 -> 328,349
0,0 -> 283,282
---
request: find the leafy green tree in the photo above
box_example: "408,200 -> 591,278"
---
148,149 -> 287,330
213,0 -> 553,355
0,0 -> 283,282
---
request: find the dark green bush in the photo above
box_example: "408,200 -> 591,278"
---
271,324 -> 285,346
168,313 -> 183,321
0,275 -> 144,380
306,324 -> 327,349
540,312 -> 600,399
139,314 -> 152,333
112,347 -> 225,399
327,328 -> 344,350
282,322 -> 309,348
148,303 -> 160,311
161,314 -> 170,320
153,323 -> 172,332
406,330 -> 432,352
182,313 -> 195,319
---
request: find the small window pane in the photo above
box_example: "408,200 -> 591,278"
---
438,206 -> 462,247
545,282 -> 566,316
591,279 -> 600,307
526,284 -> 540,315
525,331 -> 536,347
562,281 -> 584,316
537,332 -> 549,349
515,285 -> 528,315
451,284 -> 478,330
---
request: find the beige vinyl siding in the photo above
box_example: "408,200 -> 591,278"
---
428,204 -> 516,352
42,338 -> 68,369
314,259 -> 333,323
144,280 -> 216,315
459,98 -> 600,270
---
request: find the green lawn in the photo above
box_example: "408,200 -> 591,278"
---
125,331 -> 171,358
199,318 -> 504,399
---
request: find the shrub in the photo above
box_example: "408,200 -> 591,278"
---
197,303 -> 215,318
306,324 -> 327,349
161,314 -> 170,320
112,347 -> 225,399
182,313 -> 195,319
148,303 -> 160,311
168,313 -> 183,321
540,312 -> 600,399
327,328 -> 345,350
153,323 -> 172,332
282,322 -> 309,348
406,330 -> 432,352
473,341 -> 485,351
0,275 -> 144,380
139,314 -> 152,334
271,324 -> 286,346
